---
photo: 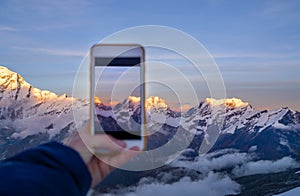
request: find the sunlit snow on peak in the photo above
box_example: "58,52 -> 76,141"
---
128,96 -> 141,103
146,96 -> 168,110
94,96 -> 102,105
0,66 -> 28,90
205,98 -> 249,108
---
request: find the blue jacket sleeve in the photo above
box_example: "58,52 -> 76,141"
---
0,142 -> 92,196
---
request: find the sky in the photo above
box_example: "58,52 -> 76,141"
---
0,0 -> 299,110
95,66 -> 140,105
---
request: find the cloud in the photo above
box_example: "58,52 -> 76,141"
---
102,172 -> 240,196
147,48 -> 300,62
32,23 -> 80,31
260,2 -> 293,16
0,26 -> 17,31
95,150 -> 299,195
134,173 -> 240,196
147,53 -> 183,61
9,0 -> 93,19
218,61 -> 300,74
172,150 -> 299,178
13,46 -> 86,57
171,150 -> 252,174
212,52 -> 300,59
225,80 -> 300,89
146,47 -> 216,62
232,156 -> 299,177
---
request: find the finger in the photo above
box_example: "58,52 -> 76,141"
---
129,146 -> 140,151
88,156 -> 112,188
100,146 -> 141,168
81,133 -> 126,152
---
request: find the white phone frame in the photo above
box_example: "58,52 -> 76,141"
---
89,44 -> 146,150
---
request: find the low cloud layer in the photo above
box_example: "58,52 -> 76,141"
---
102,172 -> 240,196
97,150 -> 299,196
171,149 -> 252,174
232,156 -> 298,177
172,149 -> 298,177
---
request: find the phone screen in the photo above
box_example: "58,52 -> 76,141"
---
94,57 -> 142,140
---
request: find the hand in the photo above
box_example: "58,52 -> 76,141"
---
64,124 -> 140,188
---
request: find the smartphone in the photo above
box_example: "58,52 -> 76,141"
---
89,44 -> 146,150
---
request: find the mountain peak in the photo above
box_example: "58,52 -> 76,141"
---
94,96 -> 102,105
0,66 -> 28,89
205,97 -> 249,108
128,96 -> 141,103
0,65 -> 58,101
146,96 -> 168,110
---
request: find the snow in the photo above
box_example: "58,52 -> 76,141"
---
96,109 -> 113,117
206,97 -> 248,108
149,113 -> 166,124
274,187 -> 300,196
223,125 -> 237,134
248,145 -> 257,152
237,107 -> 259,130
9,97 -> 86,139
165,117 -> 182,127
273,121 -> 289,129
146,96 -> 167,110
1,66 -> 299,145
93,94 -> 296,139
257,108 -> 288,133
0,67 -> 88,139
279,138 -> 292,151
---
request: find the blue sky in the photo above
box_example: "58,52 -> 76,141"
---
0,0 -> 299,110
95,66 -> 140,105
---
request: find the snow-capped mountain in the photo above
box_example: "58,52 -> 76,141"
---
144,97 -> 300,159
1,65 -> 299,160
187,99 -> 300,160
95,96 -> 142,133
1,65 -> 300,195
95,95 -> 181,133
0,66 -> 89,139
93,94 -> 300,160
0,66 -> 89,158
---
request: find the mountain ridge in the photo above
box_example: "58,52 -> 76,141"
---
0,65 -> 299,161
0,65 -> 88,139
1,65 -> 299,195
0,65 -> 297,113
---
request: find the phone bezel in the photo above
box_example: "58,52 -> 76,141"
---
89,43 -> 146,150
